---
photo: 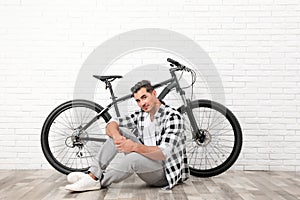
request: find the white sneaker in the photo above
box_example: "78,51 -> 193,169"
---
67,172 -> 86,184
65,174 -> 100,192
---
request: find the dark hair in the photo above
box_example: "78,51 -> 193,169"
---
130,80 -> 154,94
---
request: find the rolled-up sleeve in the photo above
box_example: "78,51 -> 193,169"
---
115,111 -> 139,130
158,113 -> 184,160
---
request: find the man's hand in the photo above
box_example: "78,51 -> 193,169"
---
115,138 -> 138,153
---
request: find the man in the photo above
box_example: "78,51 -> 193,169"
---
65,80 -> 189,192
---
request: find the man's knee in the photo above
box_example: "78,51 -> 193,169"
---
119,128 -> 141,143
122,152 -> 142,172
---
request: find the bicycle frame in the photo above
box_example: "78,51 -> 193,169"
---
79,68 -> 200,139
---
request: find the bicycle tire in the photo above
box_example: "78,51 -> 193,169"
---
178,99 -> 242,177
41,99 -> 111,174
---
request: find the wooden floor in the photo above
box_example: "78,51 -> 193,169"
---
0,170 -> 299,200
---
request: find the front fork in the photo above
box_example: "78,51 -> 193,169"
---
184,99 -> 206,143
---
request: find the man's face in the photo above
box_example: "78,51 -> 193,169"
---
133,87 -> 157,113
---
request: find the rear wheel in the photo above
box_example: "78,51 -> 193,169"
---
178,99 -> 242,177
41,99 -> 111,174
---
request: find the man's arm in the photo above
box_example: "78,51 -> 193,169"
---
134,143 -> 166,161
116,139 -> 166,161
106,121 -> 122,140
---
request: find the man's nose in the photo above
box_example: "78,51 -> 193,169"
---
141,100 -> 146,106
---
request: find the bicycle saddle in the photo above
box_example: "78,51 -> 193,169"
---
93,75 -> 123,82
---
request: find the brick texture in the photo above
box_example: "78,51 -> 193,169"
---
0,0 -> 300,171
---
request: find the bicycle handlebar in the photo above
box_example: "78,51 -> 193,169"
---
167,58 -> 181,66
167,58 -> 191,72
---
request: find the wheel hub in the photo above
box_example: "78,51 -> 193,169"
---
194,129 -> 211,146
65,128 -> 88,148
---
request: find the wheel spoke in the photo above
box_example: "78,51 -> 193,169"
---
61,111 -> 74,129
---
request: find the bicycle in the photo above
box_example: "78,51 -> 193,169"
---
41,58 -> 243,178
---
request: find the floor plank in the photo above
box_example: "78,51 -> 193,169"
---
0,170 -> 299,200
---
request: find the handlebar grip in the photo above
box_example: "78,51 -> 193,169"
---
167,58 -> 191,72
167,58 -> 181,66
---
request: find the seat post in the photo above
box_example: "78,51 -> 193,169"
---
105,80 -> 121,117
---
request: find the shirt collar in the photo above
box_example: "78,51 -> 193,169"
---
154,102 -> 166,119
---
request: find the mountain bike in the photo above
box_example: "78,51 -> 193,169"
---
41,58 -> 243,177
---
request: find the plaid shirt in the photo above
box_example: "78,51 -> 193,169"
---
116,103 -> 190,189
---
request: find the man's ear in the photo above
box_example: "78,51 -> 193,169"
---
152,89 -> 157,96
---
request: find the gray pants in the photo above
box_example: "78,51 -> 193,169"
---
89,128 -> 168,188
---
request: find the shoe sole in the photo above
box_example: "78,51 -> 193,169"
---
65,185 -> 100,192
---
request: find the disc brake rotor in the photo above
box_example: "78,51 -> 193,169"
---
195,129 -> 211,146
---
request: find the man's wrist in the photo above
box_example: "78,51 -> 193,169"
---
133,143 -> 140,152
111,132 -> 121,140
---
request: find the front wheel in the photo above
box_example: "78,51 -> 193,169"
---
41,99 -> 111,174
178,100 -> 243,177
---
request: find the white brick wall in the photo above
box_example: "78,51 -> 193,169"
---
1,0 -> 300,171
